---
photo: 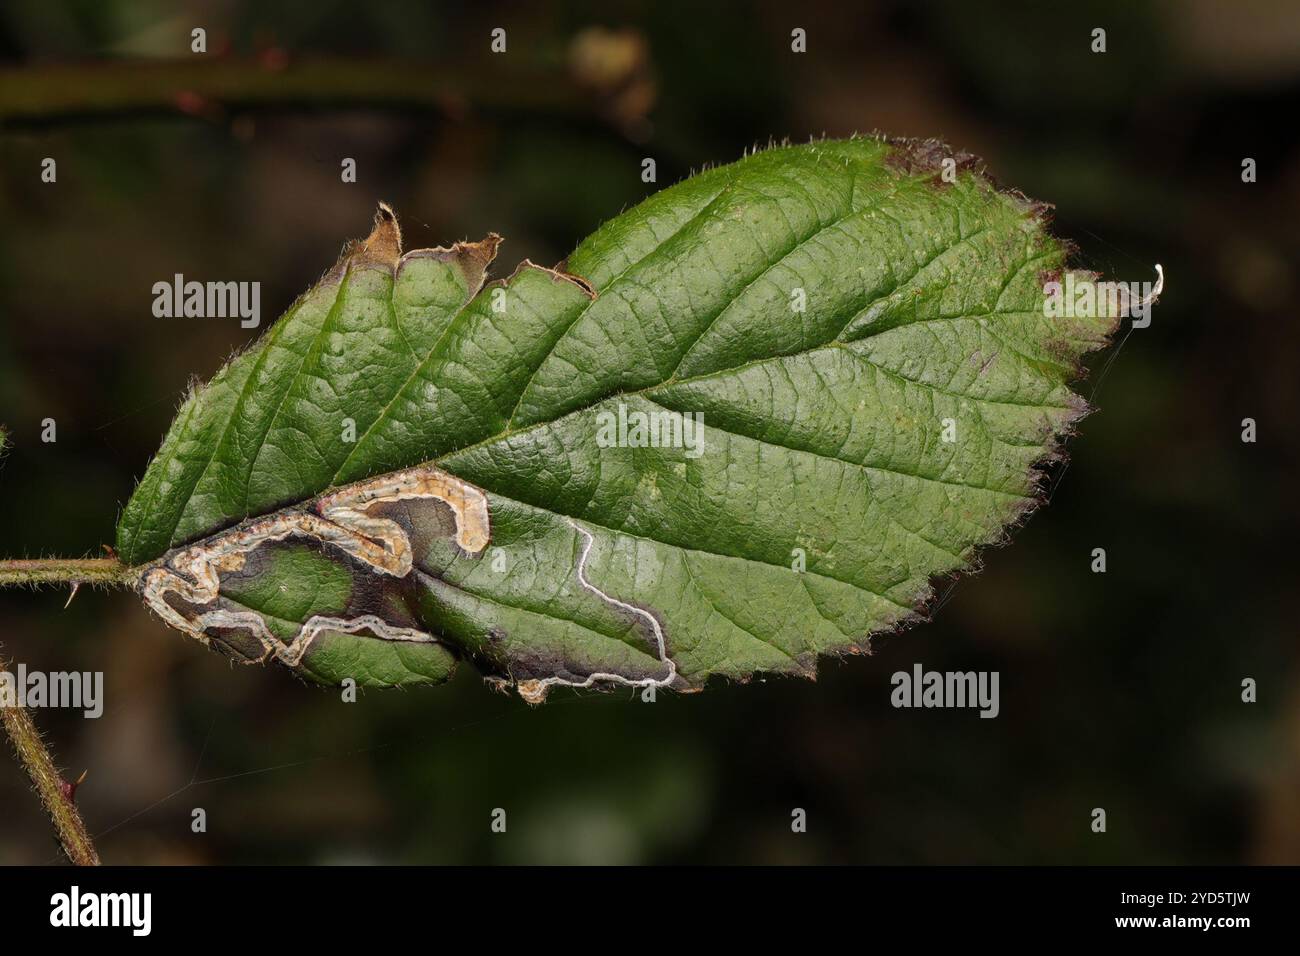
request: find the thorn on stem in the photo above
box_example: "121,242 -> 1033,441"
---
63,583 -> 80,609
60,769 -> 89,804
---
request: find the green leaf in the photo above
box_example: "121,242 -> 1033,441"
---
121,137 -> 1118,698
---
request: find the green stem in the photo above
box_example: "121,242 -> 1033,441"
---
0,557 -> 136,588
1,655 -> 101,865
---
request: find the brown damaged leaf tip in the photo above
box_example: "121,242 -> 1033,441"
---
476,232 -> 503,263
329,202 -> 404,276
445,232 -> 503,279
344,207 -> 504,285
355,201 -> 403,268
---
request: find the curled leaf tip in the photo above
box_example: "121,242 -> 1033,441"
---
1142,263 -> 1165,306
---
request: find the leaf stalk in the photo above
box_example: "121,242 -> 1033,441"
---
0,558 -> 136,589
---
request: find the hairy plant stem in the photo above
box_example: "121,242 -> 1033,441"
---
1,655 -> 101,865
1,558 -> 125,861
0,557 -> 136,588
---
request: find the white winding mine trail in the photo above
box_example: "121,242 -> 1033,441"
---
139,464 -> 490,668
514,519 -> 677,703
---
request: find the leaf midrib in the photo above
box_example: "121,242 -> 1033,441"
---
412,202 -> 1048,485
156,154 -> 1065,572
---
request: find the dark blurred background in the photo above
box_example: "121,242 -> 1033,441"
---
0,0 -> 1296,864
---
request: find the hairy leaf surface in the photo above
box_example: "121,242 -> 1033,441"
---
120,137 -> 1118,698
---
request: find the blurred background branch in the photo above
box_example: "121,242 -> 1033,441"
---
0,57 -> 602,126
